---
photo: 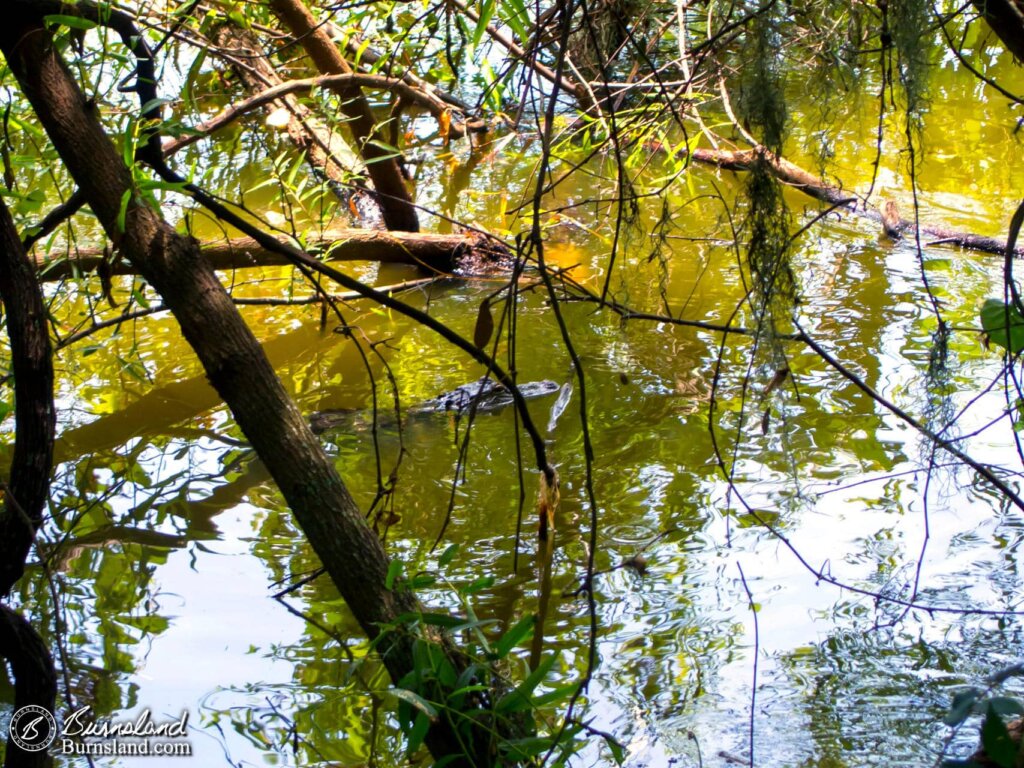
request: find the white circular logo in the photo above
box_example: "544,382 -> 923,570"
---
8,705 -> 57,752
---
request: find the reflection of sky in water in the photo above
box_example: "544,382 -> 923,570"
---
134,510 -> 306,767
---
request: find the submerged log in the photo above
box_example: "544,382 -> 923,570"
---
683,144 -> 1024,257
32,228 -> 507,281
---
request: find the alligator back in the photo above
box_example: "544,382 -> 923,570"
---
310,378 -> 560,433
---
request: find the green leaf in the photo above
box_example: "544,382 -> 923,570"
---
461,575 -> 495,595
410,573 -> 436,589
988,696 -> 1024,718
44,14 -> 98,31
227,10 -> 251,29
495,652 -> 558,714
529,682 -> 577,707
494,614 -> 535,659
499,0 -> 529,43
604,733 -> 626,765
980,299 -> 1024,353
945,687 -> 982,726
472,0 -> 496,49
139,97 -> 173,117
407,710 -> 429,755
117,189 -> 132,233
438,543 -> 459,568
433,756 -> 463,768
126,462 -> 152,488
980,706 -> 1016,768
365,140 -> 402,161
500,735 -> 555,759
387,687 -> 438,719
385,559 -> 403,590
417,612 -> 465,628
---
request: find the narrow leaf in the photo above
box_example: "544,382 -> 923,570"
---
117,189 -> 132,233
385,559 -> 403,590
407,711 -> 430,755
438,543 -> 459,568
944,687 -> 981,726
472,0 -> 496,49
605,733 -> 626,765
388,687 -> 438,719
473,297 -> 494,349
494,614 -> 535,659
44,14 -> 98,31
496,652 -> 558,713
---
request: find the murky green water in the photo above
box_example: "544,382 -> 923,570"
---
4,28 -> 1024,768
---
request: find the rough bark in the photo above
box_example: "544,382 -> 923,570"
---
267,0 -> 420,232
0,197 -> 55,597
0,190 -> 57,768
31,228 -> 492,281
0,11 -> 488,764
0,605 -> 56,768
972,0 -> 1024,62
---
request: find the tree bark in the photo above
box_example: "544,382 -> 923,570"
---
0,605 -> 56,768
972,0 -> 1024,62
0,196 -> 55,597
267,0 -> 420,232
0,10 -> 488,764
0,181 -> 57,768
32,228 -> 493,281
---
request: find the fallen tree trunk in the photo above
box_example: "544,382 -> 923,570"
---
32,228 -> 501,281
685,144 -> 1024,257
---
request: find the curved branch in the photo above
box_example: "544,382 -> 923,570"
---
162,73 -> 452,155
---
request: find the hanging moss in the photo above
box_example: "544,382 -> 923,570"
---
736,5 -> 787,154
745,157 -> 795,334
730,3 -> 796,362
888,0 -> 933,125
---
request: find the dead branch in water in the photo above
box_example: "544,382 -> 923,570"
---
32,229 -> 506,281
683,144 -> 1024,257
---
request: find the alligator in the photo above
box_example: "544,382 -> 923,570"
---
310,378 -> 560,434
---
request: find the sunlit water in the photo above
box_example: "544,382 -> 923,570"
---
3,34 -> 1024,768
